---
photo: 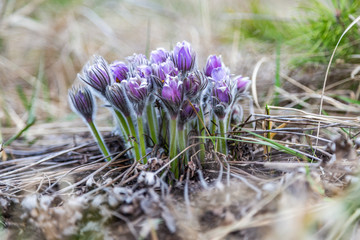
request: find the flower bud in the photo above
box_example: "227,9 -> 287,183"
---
105,83 -> 131,117
214,104 -> 227,120
183,70 -> 208,101
159,76 -> 183,118
172,41 -> 196,73
151,59 -> 179,87
78,56 -> 113,96
214,82 -> 231,104
68,86 -> 95,122
178,101 -> 199,128
137,64 -> 152,79
123,76 -> 148,115
127,53 -> 148,67
204,55 -> 222,77
235,75 -> 251,94
110,61 -> 129,83
212,80 -> 232,120
150,48 -> 169,64
211,67 -> 228,83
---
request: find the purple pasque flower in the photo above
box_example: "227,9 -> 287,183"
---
212,80 -> 232,119
123,75 -> 149,116
78,56 -> 113,96
105,83 -> 131,117
110,61 -> 129,83
204,55 -> 222,77
137,64 -> 152,79
159,76 -> 184,118
210,66 -> 229,83
126,54 -> 153,84
151,58 -> 179,87
172,41 -> 196,73
207,63 -> 233,119
150,48 -> 169,64
127,53 -> 149,67
214,81 -> 231,104
68,86 -> 95,122
178,101 -> 199,128
183,70 -> 208,101
234,75 -> 251,94
162,76 -> 183,104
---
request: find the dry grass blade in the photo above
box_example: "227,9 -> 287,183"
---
318,15 -> 360,115
55,147 -> 131,194
316,15 -> 360,147
251,57 -> 267,110
0,144 -> 88,179
155,143 -> 201,175
280,73 -> 315,94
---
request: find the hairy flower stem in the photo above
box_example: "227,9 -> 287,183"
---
146,104 -> 158,145
126,116 -> 141,162
218,117 -> 227,154
87,120 -> 111,161
137,116 -> 147,163
161,110 -> 167,141
113,109 -> 138,158
178,126 -> 187,165
114,109 -> 130,139
197,107 -> 206,163
170,118 -> 179,178
211,114 -> 217,135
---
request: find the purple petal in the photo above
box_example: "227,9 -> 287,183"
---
162,77 -> 183,103
211,67 -> 227,82
235,76 -> 251,93
172,41 -> 195,72
79,56 -> 113,96
179,101 -> 199,125
68,86 -> 95,121
205,55 -> 222,77
110,61 -> 129,83
150,48 -> 169,64
137,65 -> 152,78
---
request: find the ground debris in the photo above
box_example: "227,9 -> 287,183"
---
1,112 -> 360,239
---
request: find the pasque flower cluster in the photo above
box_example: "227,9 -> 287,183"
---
68,41 -> 251,178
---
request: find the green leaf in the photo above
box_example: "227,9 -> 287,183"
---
335,95 -> 360,105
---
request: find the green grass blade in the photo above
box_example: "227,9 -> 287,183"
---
4,61 -> 43,146
197,131 -> 311,162
335,95 -> 360,105
16,85 -> 30,111
273,41 -> 281,106
243,129 -> 310,161
3,118 -> 36,147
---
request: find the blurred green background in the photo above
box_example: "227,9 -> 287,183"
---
1,0 -> 359,141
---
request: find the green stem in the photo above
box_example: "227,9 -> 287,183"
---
137,115 -> 147,163
113,109 -> 138,158
169,118 -> 179,178
114,109 -> 130,140
273,41 -> 281,106
211,114 -> 217,135
152,106 -> 159,135
88,120 -> 111,161
218,117 -> 227,154
197,107 -> 206,163
178,126 -> 187,165
146,104 -> 158,145
161,110 -> 167,143
126,116 -> 141,162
